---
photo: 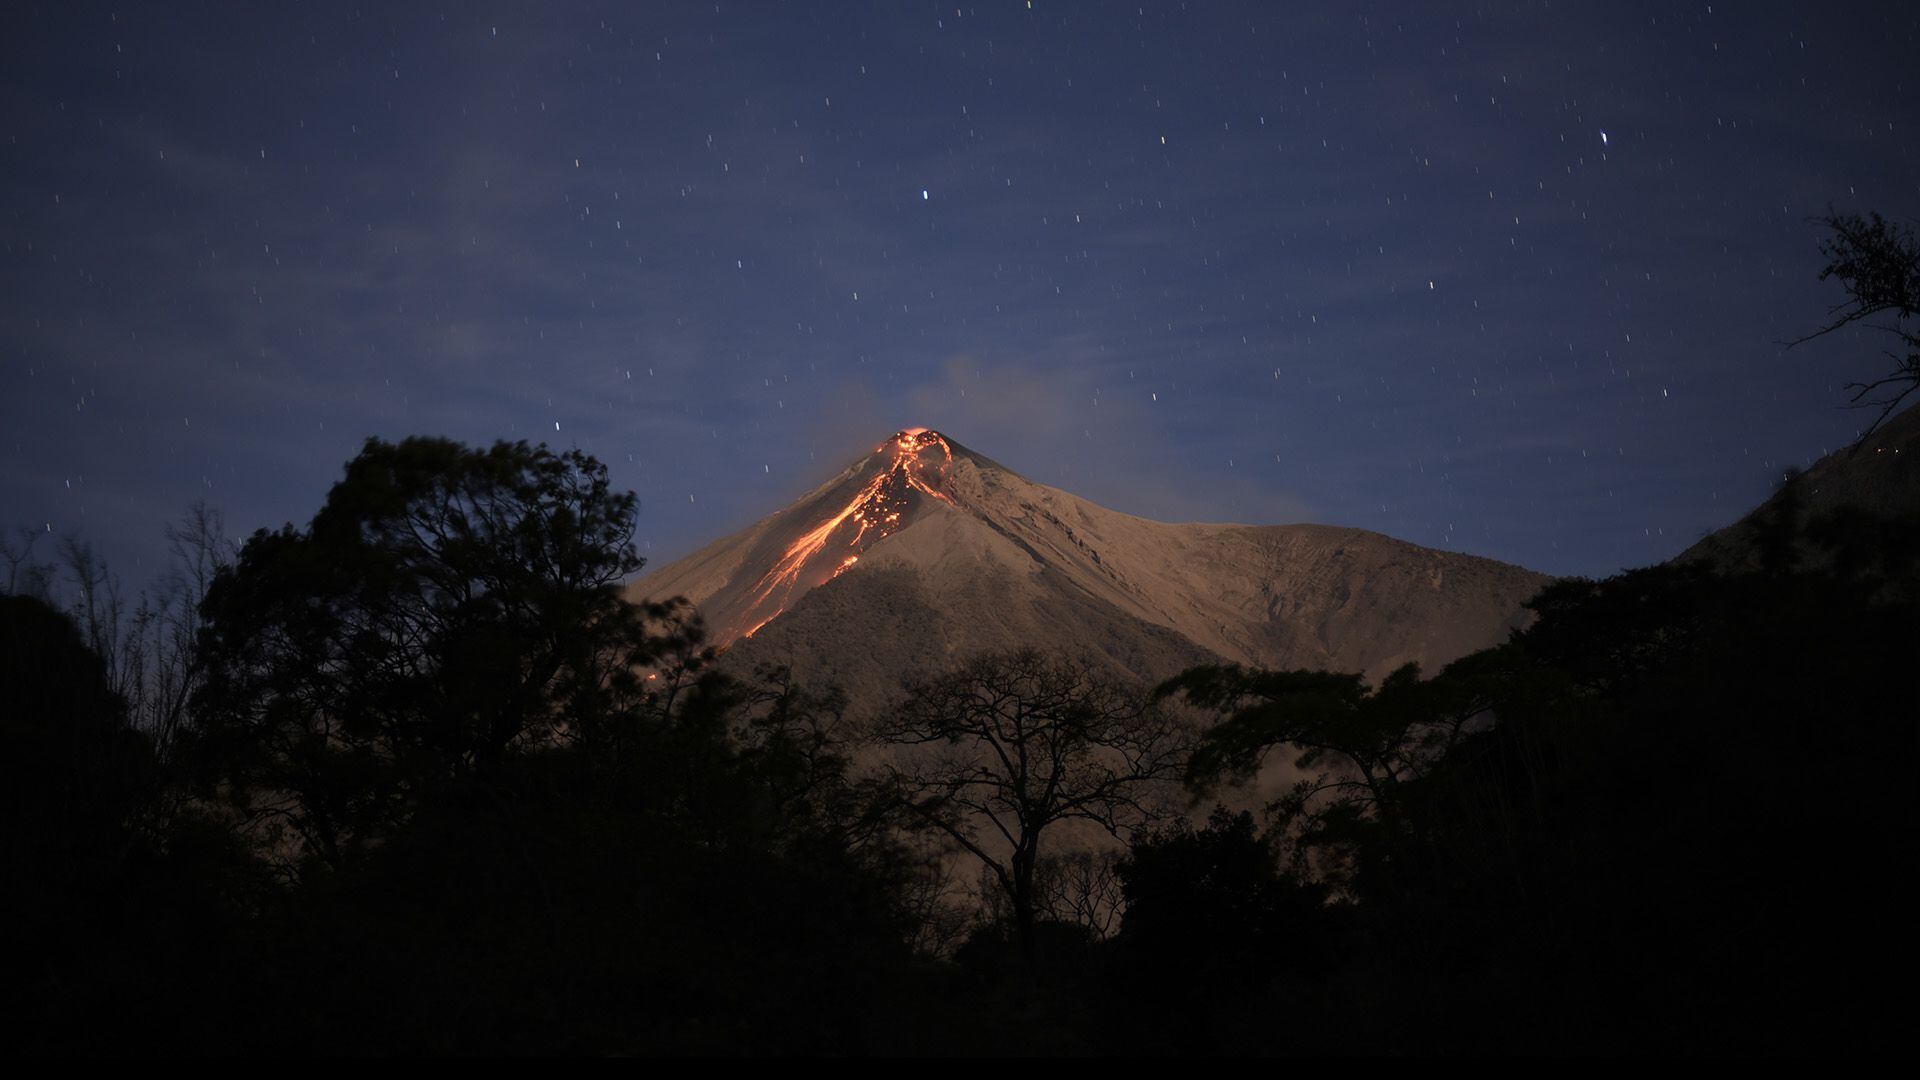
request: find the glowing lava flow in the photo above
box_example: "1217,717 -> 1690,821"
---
735,429 -> 957,638
740,611 -> 781,639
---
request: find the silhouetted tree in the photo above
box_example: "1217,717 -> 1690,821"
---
3,505 -> 234,764
250,658 -> 930,1055
129,502 -> 233,761
1159,656 -> 1505,887
0,595 -> 158,1045
872,649 -> 1191,961
1790,209 -> 1920,437
1,594 -> 154,898
1,527 -> 57,601
185,436 -> 694,869
1036,850 -> 1126,939
1112,808 -> 1335,1050
971,849 -> 1126,941
152,438 -> 947,1053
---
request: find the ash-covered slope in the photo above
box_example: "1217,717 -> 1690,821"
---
630,430 -> 1553,697
1678,403 -> 1920,586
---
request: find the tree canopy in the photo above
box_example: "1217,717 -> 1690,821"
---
873,648 -> 1191,959
1793,210 -> 1920,436
185,436 -> 695,867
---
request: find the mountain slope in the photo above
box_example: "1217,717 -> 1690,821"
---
630,430 -> 1553,697
1678,403 -> 1920,584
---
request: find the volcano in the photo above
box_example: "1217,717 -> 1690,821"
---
629,429 -> 1554,705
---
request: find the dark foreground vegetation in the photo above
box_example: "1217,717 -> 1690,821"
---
3,427 -> 1913,1056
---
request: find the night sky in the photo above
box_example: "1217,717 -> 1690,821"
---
5,3 -> 1916,587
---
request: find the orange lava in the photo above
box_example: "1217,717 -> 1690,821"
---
734,429 -> 956,639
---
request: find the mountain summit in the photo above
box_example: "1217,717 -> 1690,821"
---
630,428 -> 1553,703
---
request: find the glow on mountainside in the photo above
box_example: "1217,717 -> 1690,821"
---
734,429 -> 956,639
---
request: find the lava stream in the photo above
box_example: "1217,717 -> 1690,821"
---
736,429 -> 957,635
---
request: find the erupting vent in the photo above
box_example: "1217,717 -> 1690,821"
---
736,429 -> 957,638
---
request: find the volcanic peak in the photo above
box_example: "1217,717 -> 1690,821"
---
732,428 -> 960,638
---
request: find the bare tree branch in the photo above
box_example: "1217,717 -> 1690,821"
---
869,648 -> 1192,959
1784,210 -> 1920,443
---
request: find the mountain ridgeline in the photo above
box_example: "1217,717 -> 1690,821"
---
1678,397 -> 1920,592
630,429 -> 1553,703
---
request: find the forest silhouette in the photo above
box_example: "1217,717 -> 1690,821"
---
3,414 -> 1913,1055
